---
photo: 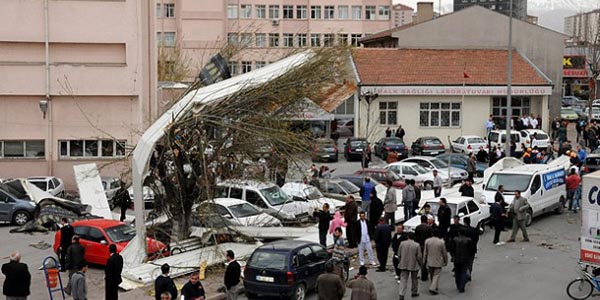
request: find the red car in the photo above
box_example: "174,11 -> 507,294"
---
353,168 -> 407,189
53,219 -> 169,266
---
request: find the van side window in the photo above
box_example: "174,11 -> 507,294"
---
489,132 -> 498,142
216,186 -> 229,198
467,200 -> 479,214
230,188 -> 243,199
531,175 -> 541,194
246,190 -> 266,208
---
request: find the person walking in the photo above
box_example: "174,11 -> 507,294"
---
397,233 -> 422,300
466,154 -> 477,181
316,262 -> 345,300
65,235 -> 85,295
314,203 -> 333,246
181,272 -> 206,300
357,211 -> 377,267
566,168 -> 581,212
432,170 -> 443,197
459,179 -> 474,197
395,125 -> 405,140
155,264 -> 177,300
224,250 -> 241,300
506,190 -> 530,243
437,198 -> 452,240
385,127 -> 392,138
450,229 -> 473,293
374,218 -> 392,272
485,115 -> 495,135
462,217 -> 479,282
71,261 -> 88,300
114,183 -> 131,222
391,224 -> 408,281
423,229 -> 448,295
1,251 -> 31,300
386,150 -> 399,164
491,186 -> 507,245
383,180 -> 397,225
414,215 -> 432,282
368,192 -> 384,231
105,244 -> 123,300
402,181 -> 416,220
347,266 -> 377,300
58,217 -> 74,272
344,195 -> 359,248
360,178 -> 376,217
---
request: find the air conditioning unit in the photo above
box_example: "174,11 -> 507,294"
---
271,18 -> 280,26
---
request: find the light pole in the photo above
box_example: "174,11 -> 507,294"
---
360,91 -> 378,168
505,0 -> 514,156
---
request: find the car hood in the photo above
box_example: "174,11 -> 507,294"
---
402,216 -> 424,232
236,213 -> 282,227
305,197 -> 346,210
275,201 -> 312,217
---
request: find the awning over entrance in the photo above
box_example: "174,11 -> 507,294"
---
278,98 -> 335,121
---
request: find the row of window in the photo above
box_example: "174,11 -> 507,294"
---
0,140 -> 126,159
156,3 -> 175,18
157,32 -> 176,47
378,101 -> 463,128
227,4 -> 389,21
229,60 -> 269,75
227,33 -> 363,48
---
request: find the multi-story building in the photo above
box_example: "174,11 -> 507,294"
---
0,1 -> 156,189
564,9 -> 600,42
454,0 -> 528,21
155,0 -> 394,80
392,3 -> 414,27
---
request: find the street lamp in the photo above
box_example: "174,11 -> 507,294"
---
39,99 -> 49,119
505,0 -> 514,156
360,91 -> 378,168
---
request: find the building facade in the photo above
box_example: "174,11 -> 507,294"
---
454,0 -> 528,21
0,0 -> 157,190
392,3 -> 414,27
564,9 -> 600,42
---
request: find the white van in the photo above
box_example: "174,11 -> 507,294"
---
480,164 -> 566,226
488,130 -> 522,152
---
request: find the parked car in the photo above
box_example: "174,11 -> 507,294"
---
311,138 -> 338,162
27,176 -> 65,197
450,135 -> 488,155
436,153 -> 488,177
352,168 -> 407,189
488,130 -> 523,152
101,177 -> 122,202
562,96 -> 587,108
585,106 -> 600,121
53,219 -> 169,265
385,162 -> 449,190
519,129 -> 550,150
403,197 -> 490,234
561,107 -> 579,122
411,137 -> 445,156
0,189 -> 36,225
334,119 -> 354,137
374,137 -> 408,160
127,186 -> 155,210
343,137 -> 371,161
316,178 -> 361,202
401,156 -> 468,183
197,198 -> 282,227
243,240 -> 330,299
281,182 -> 345,211
582,154 -> 600,174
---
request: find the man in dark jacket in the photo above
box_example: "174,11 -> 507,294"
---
374,218 -> 392,272
344,195 -> 359,248
105,244 -> 123,300
463,217 -> 479,282
66,235 -> 85,295
181,272 -> 206,300
314,203 -> 333,246
450,229 -> 474,293
437,198 -> 452,240
414,215 -> 432,282
459,180 -> 474,198
368,192 -> 384,232
2,251 -> 31,300
59,217 -> 74,272
224,250 -> 241,300
391,224 -> 408,279
315,262 -> 345,300
491,186 -> 507,245
155,264 -> 177,300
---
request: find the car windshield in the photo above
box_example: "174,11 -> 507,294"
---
532,133 -> 549,140
261,186 -> 290,206
467,138 -> 485,144
384,138 -> 404,146
429,159 -> 448,169
424,139 -> 442,145
339,180 -> 360,194
305,186 -> 323,200
412,165 -> 429,174
105,224 -> 136,243
229,203 -> 261,218
30,181 -> 47,190
424,202 -> 457,216
485,174 -> 532,192
350,140 -> 367,147
384,171 -> 401,180
561,108 -> 575,114
248,250 -> 287,270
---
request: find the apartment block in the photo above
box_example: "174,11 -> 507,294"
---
564,9 -> 600,42
392,4 -> 414,27
454,0 -> 528,21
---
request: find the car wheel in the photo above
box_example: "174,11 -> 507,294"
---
291,284 -> 306,300
477,221 -> 486,235
525,209 -> 533,227
245,291 -> 258,299
555,196 -> 565,214
12,210 -> 31,226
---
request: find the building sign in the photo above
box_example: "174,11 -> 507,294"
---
582,183 -> 600,265
563,55 -> 588,78
542,169 -> 565,190
361,86 -> 552,96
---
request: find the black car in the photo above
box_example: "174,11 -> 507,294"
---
343,137 -> 371,161
582,154 -> 600,174
374,137 -> 408,160
244,240 -> 330,300
411,136 -> 445,156
311,138 -> 338,162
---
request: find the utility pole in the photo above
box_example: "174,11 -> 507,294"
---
361,91 -> 378,170
505,0 -> 513,156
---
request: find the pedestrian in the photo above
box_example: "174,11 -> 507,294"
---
309,164 -> 319,178
418,203 -> 433,218
530,114 -> 538,129
71,261 -> 88,300
361,151 -> 371,168
224,250 -> 241,300
566,168 -> 581,212
344,195 -> 359,248
423,229 -> 448,295
385,127 -> 392,138
309,175 -> 321,189
160,292 -> 173,300
476,146 -> 487,163
181,272 -> 206,300
577,145 -> 587,162
360,178 -> 376,217
558,122 -> 568,144
155,264 -> 177,300
383,180 -> 397,225
414,215 -> 432,282
65,235 -> 85,295
314,203 -> 333,246
386,150 -> 399,164
437,198 -> 452,240
357,211 -> 377,267
450,229 -> 473,293
491,185 -> 507,245
432,170 -> 443,197
374,218 -> 392,272
397,232 -> 422,300
459,179 -> 474,197
114,182 -> 131,222
466,153 -> 476,180
368,191 -> 384,231
447,215 -> 463,249
58,217 -> 74,272
316,262 -> 345,300
329,211 -> 346,236
347,266 -> 377,300
462,217 -> 479,282
391,224 -> 408,281
506,190 -> 530,243
105,244 -> 123,300
413,180 -> 421,212
395,125 -> 405,140
402,180 -> 416,220
485,115 -> 494,136
552,117 -> 560,140
1,251 -> 31,300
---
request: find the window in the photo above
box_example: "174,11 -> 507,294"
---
269,5 -> 279,19
365,6 -> 376,20
155,3 -> 162,17
255,33 -> 266,47
419,102 -> 462,128
74,226 -> 90,240
379,101 -> 398,125
338,6 -> 349,19
467,201 -> 479,214
296,247 -> 313,266
379,6 -> 390,20
255,5 -> 266,18
323,34 -> 334,47
255,61 -> 266,69
351,34 -> 362,46
352,6 -> 362,20
324,6 -> 334,19
310,33 -> 321,47
333,96 -> 354,114
88,228 -> 105,243
338,33 -> 348,45
240,4 -> 251,18
458,204 -> 468,216
296,5 -> 307,19
229,62 -> 238,75
241,61 -> 252,73
240,33 -> 252,46
0,140 -> 45,158
59,140 -> 126,158
164,3 -> 175,18
283,5 -> 293,19
227,33 -> 239,45
230,187 -> 242,199
161,32 -> 176,47
297,33 -> 307,47
491,97 -> 530,119
311,6 -> 321,19
531,175 -> 541,194
245,190 -> 265,208
227,4 -> 238,19
268,33 -> 279,47
283,33 -> 293,47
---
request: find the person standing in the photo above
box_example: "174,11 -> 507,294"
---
385,127 -> 392,138
386,150 -> 399,164
1,251 -> 31,300
155,264 -> 177,300
391,224 -> 408,281
462,217 -> 479,282
476,146 -> 487,163
59,217 -> 74,272
347,266 -> 377,300
437,198 -> 452,240
383,180 -> 397,226
71,261 -> 88,300
506,190 -> 530,243
423,230 -> 447,295
360,178 -> 376,217
414,215 -> 432,282
485,115 -> 495,136
395,125 -> 405,140
315,262 -> 345,300
466,154 -> 477,181
397,233 -> 422,300
65,235 -> 85,295
402,181 -> 416,220
491,186 -> 507,245
181,272 -> 206,300
368,192 -> 384,232
224,250 -> 241,300
357,211 -> 377,267
105,244 -> 123,300
432,170 -> 443,197
314,203 -> 333,246
374,218 -> 392,272
459,180 -> 474,197
114,183 -> 131,222
450,229 -> 473,293
566,168 -> 581,212
344,195 -> 359,248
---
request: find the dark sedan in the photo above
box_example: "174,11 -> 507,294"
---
311,138 -> 338,162
411,136 -> 445,156
374,137 -> 408,160
435,153 -> 488,177
582,155 -> 600,174
352,168 -> 407,189
343,137 -> 371,161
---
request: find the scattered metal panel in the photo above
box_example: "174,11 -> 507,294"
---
190,225 -> 320,240
73,164 -> 113,220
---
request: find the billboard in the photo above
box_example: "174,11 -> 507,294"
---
582,175 -> 600,265
563,55 -> 588,78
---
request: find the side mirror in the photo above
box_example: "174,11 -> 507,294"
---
100,240 -> 108,245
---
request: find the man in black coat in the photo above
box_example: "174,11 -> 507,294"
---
462,217 -> 479,282
2,251 -> 31,299
155,264 -> 177,300
344,195 -> 359,248
368,192 -> 384,232
114,184 -> 131,222
450,229 -> 474,293
224,250 -> 241,300
314,203 -> 333,246
491,186 -> 507,245
65,235 -> 85,295
105,244 -> 123,300
414,215 -> 432,282
59,217 -> 74,272
437,198 -> 452,240
391,224 -> 408,280
374,218 -> 392,272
